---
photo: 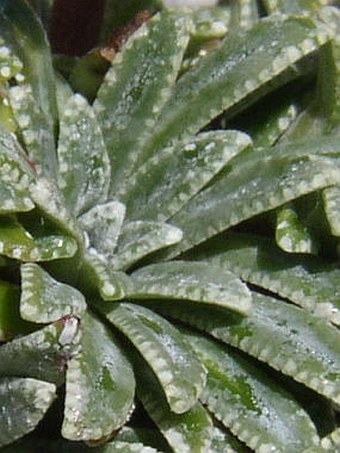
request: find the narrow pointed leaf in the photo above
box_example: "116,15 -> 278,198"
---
62,311 -> 135,442
0,316 -> 81,385
100,302 -> 206,414
136,360 -> 212,453
229,0 -> 259,32
20,263 -> 86,323
120,130 -> 251,222
0,377 -> 56,448
129,261 -> 251,314
94,11 -> 190,195
199,232 -> 340,326
0,126 -> 35,214
188,332 -> 319,452
79,201 -> 125,257
58,94 -> 111,217
166,140 -> 340,257
0,280 -> 33,341
322,186 -> 340,236
82,251 -> 134,301
113,221 -> 183,271
0,0 -> 58,176
0,215 -> 77,262
275,203 -> 317,254
154,292 -> 340,405
144,15 -> 328,156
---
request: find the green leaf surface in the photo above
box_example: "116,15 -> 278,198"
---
322,186 -> 340,236
154,291 -> 340,405
0,126 -> 35,214
228,0 -> 259,32
0,280 -> 33,341
20,263 -> 86,323
303,427 -> 340,453
0,316 -> 81,386
94,10 -> 190,196
166,139 -> 340,258
79,201 -> 126,258
62,311 -> 135,442
0,377 -> 56,448
144,15 -> 327,157
275,202 -> 317,254
129,261 -> 251,314
82,251 -> 134,301
0,0 -> 58,176
100,302 -> 206,414
209,425 -> 249,453
120,130 -> 251,222
113,221 -> 183,271
0,215 -> 77,262
188,332 -> 319,452
29,177 -> 83,242
136,360 -> 212,453
57,94 -> 111,217
198,231 -> 340,325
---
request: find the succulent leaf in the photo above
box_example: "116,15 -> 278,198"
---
62,311 -> 135,442
0,377 -> 56,448
136,361 -> 213,453
0,316 -> 80,385
144,15 -> 328,156
154,292 -> 340,405
57,94 -> 111,217
94,10 -> 191,196
20,263 -> 86,323
197,231 -> 340,326
187,331 -> 320,452
166,139 -> 340,257
113,220 -> 183,271
120,130 -> 251,222
0,215 -> 77,262
322,186 -> 340,236
130,261 -> 251,314
0,0 -> 58,176
100,302 -> 206,414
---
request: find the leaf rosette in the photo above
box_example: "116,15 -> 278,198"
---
0,0 -> 339,451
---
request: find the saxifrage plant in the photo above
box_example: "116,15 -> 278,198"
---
0,0 -> 339,451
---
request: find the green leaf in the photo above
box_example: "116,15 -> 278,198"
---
29,177 -> 83,242
198,231 -> 340,326
120,130 -> 251,222
0,126 -> 35,214
0,377 -> 56,448
303,427 -> 340,453
228,0 -> 259,32
322,186 -> 340,236
210,425 -> 249,453
81,251 -> 134,301
113,221 -> 183,271
136,360 -> 212,453
0,0 -> 58,176
20,263 -> 86,323
188,332 -> 320,452
100,302 -> 206,414
166,139 -> 340,258
94,10 -> 191,196
0,280 -> 34,341
129,261 -> 251,315
79,201 -> 126,258
154,291 -> 340,405
0,215 -> 77,262
62,311 -> 135,442
275,202 -> 317,254
57,94 -> 111,217
0,316 -> 81,386
144,15 -> 328,157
